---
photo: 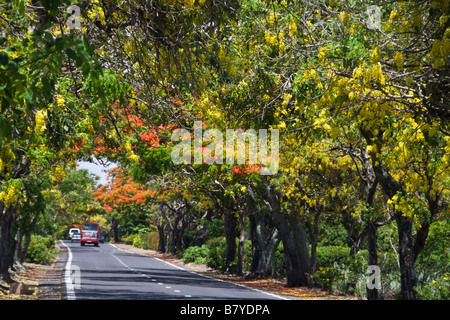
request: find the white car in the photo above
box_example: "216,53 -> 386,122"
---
69,228 -> 81,242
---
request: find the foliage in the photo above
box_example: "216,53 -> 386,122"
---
122,231 -> 159,251
24,235 -> 56,266
417,273 -> 450,300
183,245 -> 210,265
315,246 -> 351,270
314,265 -> 344,292
205,237 -> 252,273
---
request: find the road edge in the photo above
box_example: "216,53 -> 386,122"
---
58,240 -> 76,300
35,241 -> 65,300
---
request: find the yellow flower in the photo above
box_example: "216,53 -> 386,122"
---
339,12 -> 350,26
440,15 -> 448,28
35,110 -> 47,135
318,50 -> 326,61
390,9 -> 398,21
56,94 -> 65,107
393,51 -> 404,71
288,20 -> 298,37
370,47 -> 380,63
184,0 -> 195,9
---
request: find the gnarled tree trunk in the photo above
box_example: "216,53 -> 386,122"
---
247,193 -> 280,278
262,177 -> 311,287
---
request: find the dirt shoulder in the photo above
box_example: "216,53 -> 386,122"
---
0,242 -> 64,300
112,242 -> 360,300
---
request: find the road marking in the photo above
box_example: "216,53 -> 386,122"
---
155,256 -> 289,300
106,243 -> 288,300
60,241 -> 76,300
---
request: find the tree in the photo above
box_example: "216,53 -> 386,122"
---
0,0 -> 121,282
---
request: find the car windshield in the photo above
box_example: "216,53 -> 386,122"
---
82,224 -> 97,231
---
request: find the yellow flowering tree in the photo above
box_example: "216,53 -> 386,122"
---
0,0 -> 119,282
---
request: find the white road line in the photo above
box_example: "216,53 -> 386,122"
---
60,241 -> 76,300
107,243 -> 288,300
155,256 -> 289,300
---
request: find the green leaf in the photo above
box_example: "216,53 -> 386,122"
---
65,48 -> 77,60
0,115 -> 12,139
0,51 -> 9,66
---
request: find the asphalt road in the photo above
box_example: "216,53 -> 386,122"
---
59,240 -> 286,300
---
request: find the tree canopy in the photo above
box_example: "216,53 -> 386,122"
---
1,0 -> 449,300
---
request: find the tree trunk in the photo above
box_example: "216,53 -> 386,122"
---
236,212 -> 245,276
248,213 -> 280,278
157,205 -> 166,253
396,213 -> 418,300
171,212 -> 183,254
17,232 -> 32,264
0,205 -> 17,283
262,177 -> 311,287
366,221 -> 380,300
112,218 -> 119,243
360,128 -> 418,300
247,194 -> 280,278
223,211 -> 237,273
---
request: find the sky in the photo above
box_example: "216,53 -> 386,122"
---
76,160 -> 117,186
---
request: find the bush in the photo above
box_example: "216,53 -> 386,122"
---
314,264 -> 344,292
140,232 -> 159,250
122,232 -> 159,250
315,246 -> 351,269
25,234 -> 56,265
205,237 -> 226,270
417,273 -> 450,300
205,237 -> 252,273
183,245 -> 209,264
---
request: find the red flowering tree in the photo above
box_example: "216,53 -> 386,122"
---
93,166 -> 161,241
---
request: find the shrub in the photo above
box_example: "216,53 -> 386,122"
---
205,237 -> 226,270
122,234 -> 139,245
123,232 -> 159,250
183,245 -> 209,264
25,234 -> 56,265
205,237 -> 252,273
314,264 -> 344,292
418,273 -> 450,300
140,232 -> 159,250
315,246 -> 350,269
